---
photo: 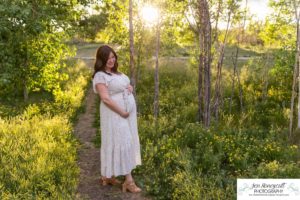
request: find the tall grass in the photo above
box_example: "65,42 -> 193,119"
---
0,58 -> 91,199
134,53 -> 300,200
0,114 -> 78,199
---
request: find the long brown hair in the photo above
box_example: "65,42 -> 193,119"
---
92,45 -> 119,78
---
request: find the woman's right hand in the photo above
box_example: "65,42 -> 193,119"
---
120,111 -> 130,118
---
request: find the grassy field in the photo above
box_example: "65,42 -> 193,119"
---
132,44 -> 300,199
1,42 -> 290,199
0,51 -> 91,199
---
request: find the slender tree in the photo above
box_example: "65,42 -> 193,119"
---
289,0 -> 300,136
213,2 -> 231,120
229,0 -> 247,113
186,0 -> 212,126
212,0 -> 223,44
262,53 -> 271,101
295,1 -> 300,131
129,0 -> 136,96
154,13 -> 161,122
229,45 -> 244,113
198,31 -> 204,123
199,0 -> 212,127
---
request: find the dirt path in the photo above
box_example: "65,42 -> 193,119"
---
73,51 -> 150,199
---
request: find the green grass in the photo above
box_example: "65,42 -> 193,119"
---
0,114 -> 79,199
76,43 -> 103,50
0,54 -> 91,199
0,93 -> 54,119
92,95 -> 101,148
133,48 -> 300,199
74,43 -> 121,58
224,45 -> 263,58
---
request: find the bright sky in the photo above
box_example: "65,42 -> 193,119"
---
85,0 -> 272,28
247,0 -> 271,20
217,0 -> 271,29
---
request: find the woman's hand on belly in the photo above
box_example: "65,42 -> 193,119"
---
96,83 -> 129,118
120,111 -> 130,118
126,84 -> 133,94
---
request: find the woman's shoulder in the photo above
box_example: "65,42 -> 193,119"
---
94,71 -> 127,78
95,71 -> 107,76
94,71 -> 111,79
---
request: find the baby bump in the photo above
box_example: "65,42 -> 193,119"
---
110,93 -> 126,110
110,92 -> 135,113
126,94 -> 136,113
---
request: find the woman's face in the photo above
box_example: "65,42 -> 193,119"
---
105,52 -> 116,70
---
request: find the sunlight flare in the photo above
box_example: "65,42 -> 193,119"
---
140,5 -> 159,25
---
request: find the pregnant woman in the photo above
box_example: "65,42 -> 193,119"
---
92,45 -> 142,193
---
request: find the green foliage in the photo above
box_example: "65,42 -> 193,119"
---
259,19 -> 295,48
95,0 -> 128,44
0,56 -> 90,198
137,117 -> 299,199
260,0 -> 297,48
0,114 -> 79,199
134,49 -> 300,199
92,96 -> 101,148
78,12 -> 109,41
0,58 -> 90,120
0,0 -> 90,100
78,1 -> 300,199
228,48 -> 293,129
255,160 -> 300,178
52,59 -> 90,120
25,33 -> 74,93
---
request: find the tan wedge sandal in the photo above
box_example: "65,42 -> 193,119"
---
99,176 -> 121,186
122,181 -> 142,193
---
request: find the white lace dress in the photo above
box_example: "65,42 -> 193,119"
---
93,71 -> 141,178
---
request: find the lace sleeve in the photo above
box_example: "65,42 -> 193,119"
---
93,72 -> 108,93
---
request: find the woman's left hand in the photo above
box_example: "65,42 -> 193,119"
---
126,84 -> 133,94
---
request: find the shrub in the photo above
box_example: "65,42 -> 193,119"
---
0,114 -> 79,199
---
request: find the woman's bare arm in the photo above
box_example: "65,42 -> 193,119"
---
96,83 -> 129,118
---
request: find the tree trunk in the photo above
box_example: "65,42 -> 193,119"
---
23,38 -> 29,102
262,53 -> 270,101
296,4 -> 300,129
135,42 -> 142,114
229,0 -> 247,113
198,31 -> 203,122
154,21 -> 160,121
212,0 -> 222,44
290,44 -> 297,136
297,19 -> 300,129
129,0 -> 136,96
230,45 -> 244,113
199,0 -> 212,127
236,65 -> 243,112
213,11 -> 231,121
290,12 -> 300,136
229,50 -> 237,114
23,78 -> 28,101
